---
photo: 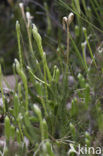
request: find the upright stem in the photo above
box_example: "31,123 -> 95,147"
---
67,23 -> 70,65
62,13 -> 74,65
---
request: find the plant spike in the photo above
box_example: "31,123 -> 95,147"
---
63,12 -> 74,65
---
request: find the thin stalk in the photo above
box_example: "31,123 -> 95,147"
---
26,12 -> 35,57
83,27 -> 97,67
16,21 -> 23,69
70,34 -> 85,70
67,24 -> 70,65
81,42 -> 88,72
19,4 -> 34,56
44,2 -> 52,35
63,13 -> 74,65
27,66 -> 49,86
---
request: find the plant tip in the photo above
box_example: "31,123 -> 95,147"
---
32,24 -> 38,32
83,27 -> 87,33
63,17 -> 67,22
26,12 -> 31,19
63,16 -> 67,30
19,3 -> 23,8
68,12 -> 74,25
16,20 -> 19,25
27,66 -> 30,70
77,73 -> 82,79
81,42 -> 85,48
33,104 -> 41,114
14,58 -> 17,63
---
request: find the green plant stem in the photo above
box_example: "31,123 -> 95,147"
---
83,28 -> 97,67
16,21 -> 23,69
15,59 -> 28,112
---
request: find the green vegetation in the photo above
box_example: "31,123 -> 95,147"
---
0,0 -> 103,155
